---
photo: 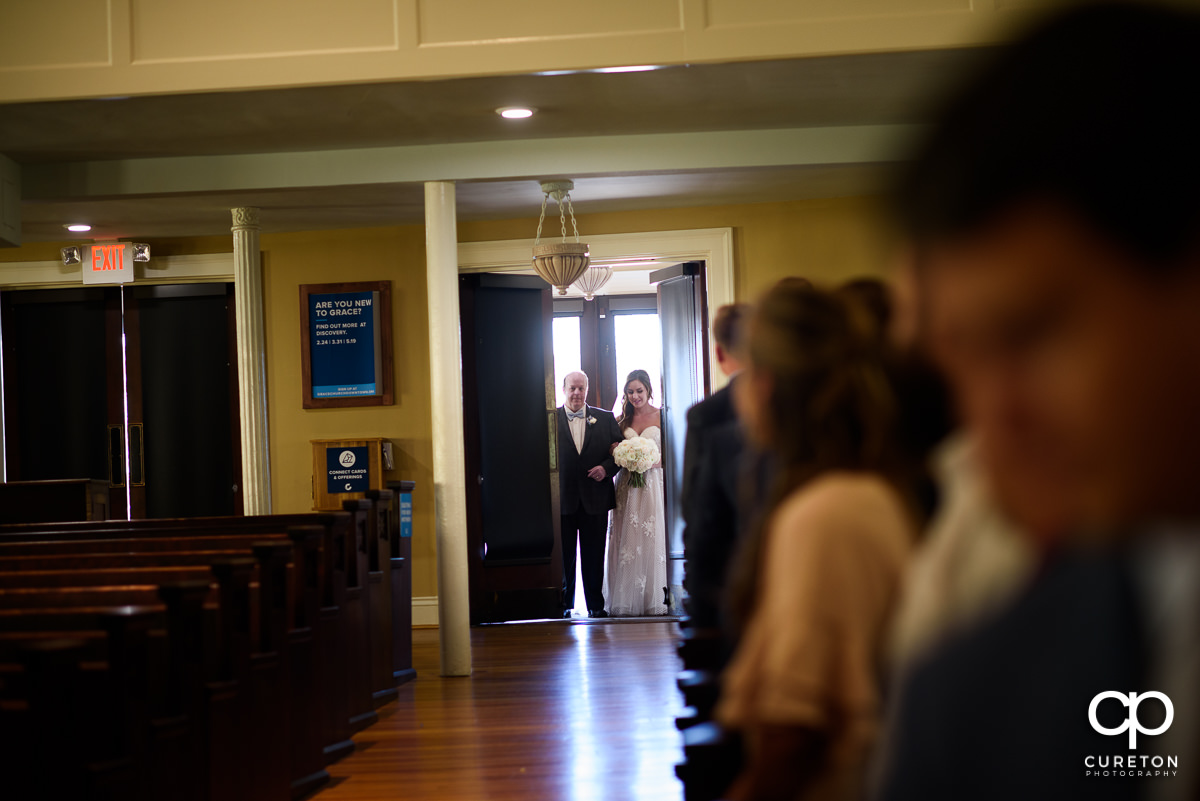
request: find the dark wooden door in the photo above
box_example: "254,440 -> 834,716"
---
1,288 -> 118,511
651,261 -> 710,612
2,284 -> 241,519
460,273 -> 561,624
129,284 -> 241,518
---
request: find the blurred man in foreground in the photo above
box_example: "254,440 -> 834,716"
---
682,303 -> 750,634
876,3 -> 1200,800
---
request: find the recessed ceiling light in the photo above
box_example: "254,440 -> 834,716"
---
595,65 -> 658,74
64,224 -> 92,232
497,107 -> 536,119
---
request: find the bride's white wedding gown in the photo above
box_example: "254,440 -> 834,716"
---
605,425 -> 669,616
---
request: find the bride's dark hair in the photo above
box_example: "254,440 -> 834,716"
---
617,369 -> 654,431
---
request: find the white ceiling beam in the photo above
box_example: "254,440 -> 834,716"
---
22,124 -> 923,200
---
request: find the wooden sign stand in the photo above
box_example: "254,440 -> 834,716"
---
312,438 -> 385,511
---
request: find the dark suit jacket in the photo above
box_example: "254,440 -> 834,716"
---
681,380 -> 744,630
681,380 -> 738,516
877,549 -> 1148,801
558,406 -> 623,516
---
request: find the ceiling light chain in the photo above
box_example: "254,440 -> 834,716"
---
565,193 -> 581,243
534,192 -> 550,244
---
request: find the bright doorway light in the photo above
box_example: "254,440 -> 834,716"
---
552,316 -> 583,408
612,313 -> 663,418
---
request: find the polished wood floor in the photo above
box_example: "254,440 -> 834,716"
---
316,620 -> 685,801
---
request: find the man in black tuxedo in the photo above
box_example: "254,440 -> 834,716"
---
681,303 -> 750,634
876,5 -> 1200,799
558,371 -> 623,618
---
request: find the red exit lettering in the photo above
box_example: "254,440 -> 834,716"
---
91,244 -> 126,272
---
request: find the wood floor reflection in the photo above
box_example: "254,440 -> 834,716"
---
315,620 -> 685,801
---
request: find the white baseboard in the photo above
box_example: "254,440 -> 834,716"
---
412,596 -> 439,627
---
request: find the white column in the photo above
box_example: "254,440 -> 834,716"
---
425,181 -> 472,677
232,207 -> 272,515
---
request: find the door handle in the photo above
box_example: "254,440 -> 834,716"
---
107,424 -> 125,488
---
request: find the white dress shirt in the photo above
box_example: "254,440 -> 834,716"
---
567,409 -> 587,454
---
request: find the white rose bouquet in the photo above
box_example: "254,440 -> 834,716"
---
613,436 -> 660,489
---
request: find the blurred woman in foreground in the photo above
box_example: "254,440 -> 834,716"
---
716,284 -> 920,801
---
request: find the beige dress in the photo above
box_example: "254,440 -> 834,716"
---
716,472 -> 914,801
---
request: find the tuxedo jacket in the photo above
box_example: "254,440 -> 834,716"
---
557,406 -> 623,516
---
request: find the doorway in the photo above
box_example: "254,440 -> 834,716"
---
1,283 -> 242,519
457,230 -> 731,624
552,294 -> 664,616
459,273 -> 561,625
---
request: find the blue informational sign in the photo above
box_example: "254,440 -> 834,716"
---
399,493 -> 413,538
310,291 -> 379,398
327,446 -> 370,494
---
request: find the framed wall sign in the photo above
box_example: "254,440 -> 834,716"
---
299,281 -> 394,409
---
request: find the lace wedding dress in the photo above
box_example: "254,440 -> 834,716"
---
605,426 -> 669,616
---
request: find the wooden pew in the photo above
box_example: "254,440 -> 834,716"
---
1,607 -> 162,801
673,617 -> 743,801
0,554 -> 288,801
0,497 -> 415,714
373,484 -> 416,686
365,489 -> 397,706
0,583 -> 215,801
0,502 -> 400,731
0,478 -> 110,522
0,523 -> 339,800
0,499 -> 411,795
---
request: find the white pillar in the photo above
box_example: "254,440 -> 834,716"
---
232,207 -> 272,515
424,181 -> 472,677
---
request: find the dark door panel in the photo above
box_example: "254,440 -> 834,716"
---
460,273 -> 561,623
2,289 -> 110,486
132,283 -> 239,518
2,283 -> 241,521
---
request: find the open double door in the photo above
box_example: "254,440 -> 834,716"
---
460,264 -> 708,624
2,283 -> 242,519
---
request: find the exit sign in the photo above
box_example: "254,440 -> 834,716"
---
82,242 -> 135,284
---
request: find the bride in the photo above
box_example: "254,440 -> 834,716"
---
605,369 -> 669,616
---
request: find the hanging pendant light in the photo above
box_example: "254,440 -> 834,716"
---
532,180 -> 590,295
572,264 -> 613,301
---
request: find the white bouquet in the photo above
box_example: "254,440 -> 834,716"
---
613,436 -> 660,489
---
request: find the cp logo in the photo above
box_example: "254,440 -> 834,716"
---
339,450 -> 357,468
1088,691 -> 1173,749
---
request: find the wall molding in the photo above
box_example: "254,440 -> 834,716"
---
457,227 -> 735,391
412,595 -> 439,627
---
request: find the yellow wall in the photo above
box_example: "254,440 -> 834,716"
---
0,193 -> 892,603
259,226 -> 437,598
459,195 -> 896,300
